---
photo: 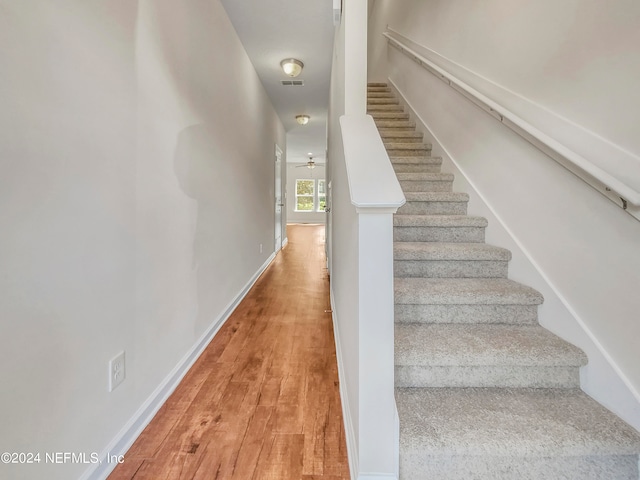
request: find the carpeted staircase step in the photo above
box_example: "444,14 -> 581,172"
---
394,242 -> 510,278
395,323 -> 587,388
367,82 -> 388,88
398,192 -> 469,215
368,91 -> 396,98
371,111 -> 411,120
374,119 -> 416,129
385,142 -> 432,157
368,97 -> 399,105
395,277 -> 544,306
379,130 -> 424,142
396,387 -> 640,480
367,103 -> 405,112
392,156 -> 443,173
394,277 -> 543,326
397,172 -> 454,192
394,215 -> 486,243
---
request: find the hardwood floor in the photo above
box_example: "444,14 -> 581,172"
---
108,224 -> 350,480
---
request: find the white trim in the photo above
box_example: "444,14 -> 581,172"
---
282,237 -> 289,249
81,252 -> 278,480
357,476 -> 399,480
330,291 -> 359,480
389,76 -> 640,412
384,29 -> 640,214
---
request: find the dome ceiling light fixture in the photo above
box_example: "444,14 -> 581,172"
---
280,58 -> 304,77
295,114 -> 310,125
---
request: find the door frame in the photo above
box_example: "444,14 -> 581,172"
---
274,144 -> 284,252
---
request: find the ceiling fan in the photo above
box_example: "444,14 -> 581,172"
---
296,154 -> 325,169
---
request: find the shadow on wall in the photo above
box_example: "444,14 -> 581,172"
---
173,123 -> 239,333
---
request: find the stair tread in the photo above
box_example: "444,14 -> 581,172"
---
379,130 -> 423,137
368,98 -> 399,104
394,215 -> 487,227
395,277 -> 544,305
391,156 -> 442,165
395,323 -> 587,366
394,242 -> 509,260
371,112 -> 410,118
367,105 -> 404,111
385,142 -> 431,148
397,173 -> 454,181
396,387 -> 640,456
404,192 -> 469,202
374,120 -> 416,128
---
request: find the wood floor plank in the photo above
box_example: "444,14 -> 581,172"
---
108,225 -> 349,480
252,433 -> 304,480
229,405 -> 274,479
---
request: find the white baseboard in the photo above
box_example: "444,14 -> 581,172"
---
330,291 -> 359,480
81,252 -> 277,480
357,475 -> 399,480
282,237 -> 289,248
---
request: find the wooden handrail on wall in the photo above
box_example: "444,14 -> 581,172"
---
383,29 -> 640,221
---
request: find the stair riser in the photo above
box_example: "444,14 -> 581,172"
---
368,98 -> 399,105
367,104 -> 405,112
370,112 -> 410,120
368,92 -> 395,98
387,148 -> 432,157
398,202 -> 468,215
381,135 -> 424,143
395,365 -> 581,389
399,454 -> 640,480
399,180 -> 453,192
394,260 -> 508,278
394,226 -> 483,242
374,120 -> 416,129
394,304 -> 540,325
393,164 -> 442,174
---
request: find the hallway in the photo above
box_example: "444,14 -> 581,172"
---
108,224 -> 349,480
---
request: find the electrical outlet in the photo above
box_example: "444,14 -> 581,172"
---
108,351 -> 126,392
260,243 -> 263,253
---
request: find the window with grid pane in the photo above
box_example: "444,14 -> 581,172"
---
295,179 -> 315,211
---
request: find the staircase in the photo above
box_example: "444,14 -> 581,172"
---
367,82 -> 640,479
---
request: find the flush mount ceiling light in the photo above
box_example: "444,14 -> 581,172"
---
295,115 -> 310,125
281,58 -> 304,77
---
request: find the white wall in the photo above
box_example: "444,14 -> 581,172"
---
0,1 -> 285,478
368,0 -> 640,430
328,8 -> 361,476
286,163 -> 327,224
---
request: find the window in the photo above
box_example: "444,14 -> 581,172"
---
295,179 -> 315,211
317,180 -> 326,212
295,179 -> 326,212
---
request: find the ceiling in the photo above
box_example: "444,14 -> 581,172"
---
219,0 -> 336,164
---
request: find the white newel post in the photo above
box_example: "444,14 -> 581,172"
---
358,209 -> 399,478
340,114 -> 405,479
